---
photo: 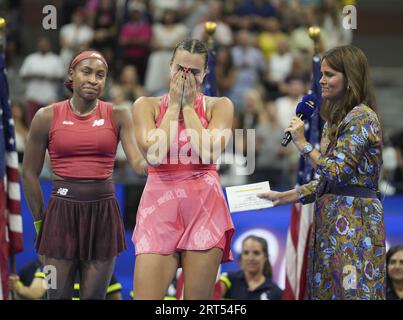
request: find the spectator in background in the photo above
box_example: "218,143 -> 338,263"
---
240,88 -> 264,131
217,111 -> 249,188
19,36 -> 64,125
5,37 -> 25,102
192,0 -> 234,47
220,235 -> 283,300
110,85 -> 141,182
215,46 -> 237,98
273,76 -> 308,183
149,0 -> 186,22
265,38 -> 293,101
253,101 -> 291,188
275,76 -> 307,130
60,8 -> 95,71
113,65 -> 145,102
144,9 -> 187,95
60,0 -> 88,26
386,245 -> 403,300
285,52 -> 311,86
318,0 -> 352,51
275,0 -> 302,34
257,17 -> 288,62
227,0 -> 278,32
11,101 -> 29,166
228,29 -> 266,111
182,0 -> 209,32
87,0 -> 118,73
118,1 -> 152,84
289,6 -> 322,55
390,130 -> 403,194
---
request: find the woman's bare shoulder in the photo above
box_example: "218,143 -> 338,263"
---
132,96 -> 163,120
205,95 -> 234,111
133,96 -> 162,109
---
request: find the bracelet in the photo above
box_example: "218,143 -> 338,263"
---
34,220 -> 42,234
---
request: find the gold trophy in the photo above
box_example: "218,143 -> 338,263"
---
308,26 -> 322,54
0,17 -> 6,53
204,21 -> 217,50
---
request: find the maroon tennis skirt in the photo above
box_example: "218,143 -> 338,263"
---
36,179 -> 127,260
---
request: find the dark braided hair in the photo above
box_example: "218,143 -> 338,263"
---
170,38 -> 208,70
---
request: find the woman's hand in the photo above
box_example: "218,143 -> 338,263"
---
257,191 -> 285,207
285,116 -> 307,151
169,68 -> 197,110
257,189 -> 300,206
9,274 -> 21,293
168,69 -> 184,110
181,71 -> 197,110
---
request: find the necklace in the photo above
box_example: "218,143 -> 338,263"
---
70,99 -> 98,116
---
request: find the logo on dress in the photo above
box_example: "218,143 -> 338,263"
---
56,188 -> 69,196
62,121 -> 74,125
92,119 -> 105,127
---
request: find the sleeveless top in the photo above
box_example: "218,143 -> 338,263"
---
48,99 -> 118,179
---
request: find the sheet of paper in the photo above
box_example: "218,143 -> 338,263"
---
225,181 -> 273,213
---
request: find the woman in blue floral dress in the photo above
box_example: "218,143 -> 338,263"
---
259,45 -> 385,299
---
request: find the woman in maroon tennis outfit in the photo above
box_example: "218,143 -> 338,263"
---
22,50 -> 146,299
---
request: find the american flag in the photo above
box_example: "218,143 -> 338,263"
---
0,51 -> 23,300
283,54 -> 323,300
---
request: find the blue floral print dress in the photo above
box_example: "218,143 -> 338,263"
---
298,105 -> 385,300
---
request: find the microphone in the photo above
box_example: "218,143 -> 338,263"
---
281,94 -> 319,147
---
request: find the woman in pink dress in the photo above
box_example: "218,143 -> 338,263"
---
132,39 -> 235,299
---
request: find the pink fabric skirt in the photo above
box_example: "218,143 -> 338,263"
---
132,170 -> 234,263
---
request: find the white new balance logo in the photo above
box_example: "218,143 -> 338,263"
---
92,119 -> 105,127
56,188 -> 69,196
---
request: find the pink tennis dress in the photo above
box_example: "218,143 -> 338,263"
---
132,93 -> 234,262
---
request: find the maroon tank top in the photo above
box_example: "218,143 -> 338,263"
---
48,99 -> 118,179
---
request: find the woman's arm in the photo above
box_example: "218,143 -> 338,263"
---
9,274 -> 46,300
21,107 -> 53,221
132,96 -> 179,166
113,106 -> 147,176
257,188 -> 301,206
219,274 -> 231,299
286,107 -> 381,185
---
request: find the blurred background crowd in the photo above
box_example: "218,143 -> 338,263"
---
1,0 -> 403,196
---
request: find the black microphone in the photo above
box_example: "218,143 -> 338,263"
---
281,94 -> 319,147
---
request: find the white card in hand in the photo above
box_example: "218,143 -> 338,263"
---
225,181 -> 273,213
